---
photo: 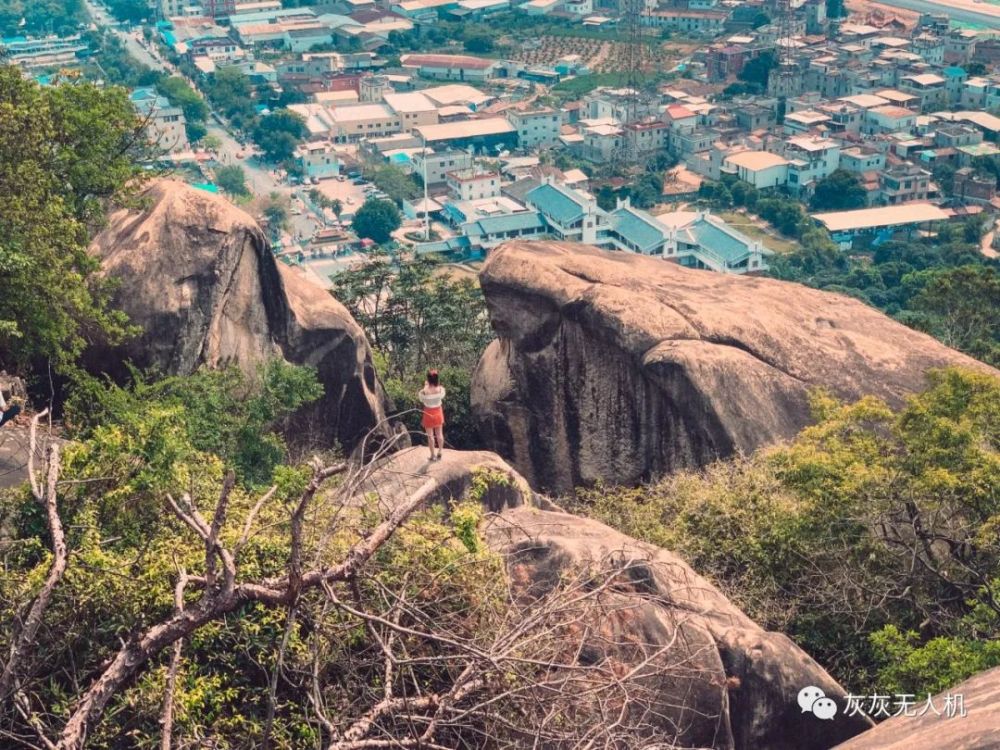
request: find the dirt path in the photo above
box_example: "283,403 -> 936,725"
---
981,224 -> 999,259
587,42 -> 612,71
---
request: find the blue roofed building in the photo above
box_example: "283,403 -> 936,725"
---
523,178 -> 611,245
608,202 -> 770,274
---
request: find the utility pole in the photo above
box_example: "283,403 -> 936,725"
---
422,133 -> 430,241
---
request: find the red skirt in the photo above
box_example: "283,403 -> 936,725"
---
422,406 -> 444,430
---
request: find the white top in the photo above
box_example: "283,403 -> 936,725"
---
419,387 -> 445,409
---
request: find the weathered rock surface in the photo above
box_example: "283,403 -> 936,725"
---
362,447 -> 874,750
472,241 -> 995,493
834,666 -> 1000,750
89,179 -> 388,451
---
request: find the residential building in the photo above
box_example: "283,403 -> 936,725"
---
878,164 -> 931,205
130,88 -> 188,152
446,169 -> 501,201
506,108 -> 562,149
723,151 -> 789,188
411,148 -> 474,185
524,179 -> 610,246
642,9 -> 729,34
383,91 -> 439,130
863,105 -> 917,135
839,146 -> 885,174
295,142 -> 341,179
784,136 -> 841,196
328,102 -> 401,140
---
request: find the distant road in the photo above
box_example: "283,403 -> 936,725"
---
870,0 -> 1000,26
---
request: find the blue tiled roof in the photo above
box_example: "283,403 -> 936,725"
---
684,217 -> 754,264
943,66 -> 967,78
610,207 -> 667,252
525,183 -> 586,225
465,211 -> 545,237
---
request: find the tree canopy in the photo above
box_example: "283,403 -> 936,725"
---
809,169 -> 867,211
351,198 -> 401,244
0,66 -> 147,370
252,109 -> 307,163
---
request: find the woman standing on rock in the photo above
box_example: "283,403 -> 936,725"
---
419,369 -> 445,461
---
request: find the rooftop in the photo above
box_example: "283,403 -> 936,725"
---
415,117 -> 515,142
725,151 -> 789,171
525,182 -> 589,225
400,53 -> 497,70
812,203 -> 949,232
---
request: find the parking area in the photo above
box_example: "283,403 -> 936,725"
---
315,178 -> 368,212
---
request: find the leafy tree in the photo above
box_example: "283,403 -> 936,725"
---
352,198 -> 401,244
262,194 -> 289,239
827,0 -> 845,18
204,66 -> 256,129
106,0 -> 149,23
216,164 -> 250,197
463,34 -> 494,53
251,109 -> 306,163
902,265 -> 1000,365
333,254 -> 493,447
366,163 -> 422,205
68,360 -> 323,487
752,12 -> 770,28
738,51 -> 776,88
809,170 -> 867,211
331,198 -> 343,222
1,0 -> 83,37
0,68 -> 147,370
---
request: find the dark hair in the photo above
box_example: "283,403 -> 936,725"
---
427,369 -> 439,386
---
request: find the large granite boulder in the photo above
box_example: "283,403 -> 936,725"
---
834,666 -> 1000,750
472,241 -> 994,494
89,180 -> 389,452
359,447 -> 874,750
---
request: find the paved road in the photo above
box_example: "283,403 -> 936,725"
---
871,0 -> 1000,26
83,0 -> 320,239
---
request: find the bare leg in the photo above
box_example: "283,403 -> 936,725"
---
425,428 -> 435,459
434,427 -> 444,458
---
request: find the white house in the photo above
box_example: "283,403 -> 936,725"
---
723,151 -> 789,189
506,108 -> 562,149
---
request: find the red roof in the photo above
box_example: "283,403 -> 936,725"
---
400,54 -> 496,70
665,104 -> 696,120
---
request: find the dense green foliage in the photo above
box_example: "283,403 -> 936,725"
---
809,169 -> 867,211
67,361 -> 324,487
333,254 -> 493,448
252,109 -> 306,163
364,163 -> 422,205
215,164 -> 250,197
351,198 -> 402,244
0,66 -> 147,371
0,0 -> 83,37
105,0 -> 149,23
0,361 -> 510,747
572,368 -> 1000,694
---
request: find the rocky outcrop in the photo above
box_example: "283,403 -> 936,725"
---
834,666 -> 1000,750
361,447 -> 874,750
89,180 -> 388,452
472,241 -> 995,493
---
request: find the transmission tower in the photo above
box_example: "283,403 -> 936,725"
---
619,0 -> 646,126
